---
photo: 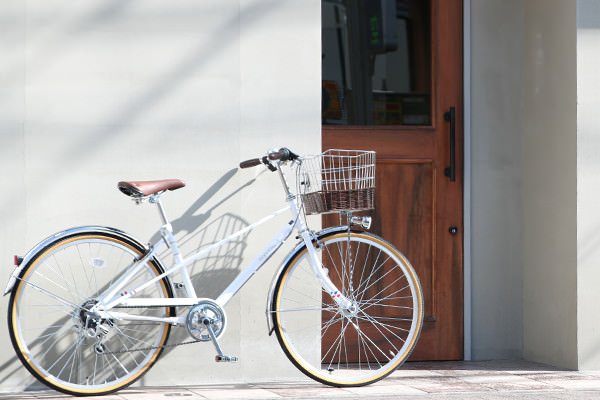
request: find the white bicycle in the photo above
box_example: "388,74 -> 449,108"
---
5,147 -> 423,396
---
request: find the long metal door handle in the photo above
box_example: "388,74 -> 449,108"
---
443,107 -> 456,182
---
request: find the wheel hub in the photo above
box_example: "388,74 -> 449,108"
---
75,299 -> 98,331
341,301 -> 359,318
75,299 -> 112,338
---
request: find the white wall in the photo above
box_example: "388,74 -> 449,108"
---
469,0 -> 600,370
521,0 -> 577,369
0,0 -> 321,391
469,0 -> 525,360
469,0 -> 580,368
577,0 -> 600,370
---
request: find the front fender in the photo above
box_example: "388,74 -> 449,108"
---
4,226 -> 158,296
265,225 -> 351,335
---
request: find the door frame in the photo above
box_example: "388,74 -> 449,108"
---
320,0 -> 472,360
462,0 -> 472,361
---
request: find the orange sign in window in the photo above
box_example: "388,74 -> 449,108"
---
322,80 -> 342,121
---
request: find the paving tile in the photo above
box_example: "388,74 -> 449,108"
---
532,377 -> 600,391
0,393 -> 66,400
523,371 -> 600,383
0,392 -> 123,400
263,385 -> 346,398
119,388 -> 205,400
398,376 -> 495,394
189,387 -> 281,399
388,368 -> 446,379
407,360 -> 566,375
342,383 -> 427,396
457,373 -> 561,391
458,373 -> 529,383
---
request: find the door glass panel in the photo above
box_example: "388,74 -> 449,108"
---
322,0 -> 431,126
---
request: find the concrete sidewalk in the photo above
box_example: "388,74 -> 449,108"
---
4,360 -> 600,400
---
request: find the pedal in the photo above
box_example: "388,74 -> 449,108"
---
215,355 -> 238,363
202,317 -> 237,363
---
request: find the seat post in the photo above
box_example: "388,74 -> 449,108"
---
149,194 -> 169,225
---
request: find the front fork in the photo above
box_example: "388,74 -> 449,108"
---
297,225 -> 355,311
297,211 -> 372,313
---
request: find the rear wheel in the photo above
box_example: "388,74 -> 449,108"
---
272,231 -> 423,386
7,231 -> 174,396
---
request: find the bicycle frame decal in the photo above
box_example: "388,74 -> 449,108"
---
216,219 -> 296,306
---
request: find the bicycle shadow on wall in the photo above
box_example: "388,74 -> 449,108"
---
149,168 -> 262,353
153,168 -> 254,299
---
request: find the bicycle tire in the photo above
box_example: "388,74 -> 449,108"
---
7,231 -> 174,396
272,230 -> 423,387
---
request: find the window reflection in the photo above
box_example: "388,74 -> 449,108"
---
322,0 -> 431,126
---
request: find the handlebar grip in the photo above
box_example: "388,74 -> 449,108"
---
268,151 -> 284,161
239,158 -> 262,169
268,147 -> 298,162
240,148 -> 298,170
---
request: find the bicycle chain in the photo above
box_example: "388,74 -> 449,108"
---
102,337 -> 201,355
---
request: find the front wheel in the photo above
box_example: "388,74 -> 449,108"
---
272,231 -> 423,387
7,231 -> 174,396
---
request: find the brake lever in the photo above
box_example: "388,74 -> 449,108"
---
261,156 -> 277,172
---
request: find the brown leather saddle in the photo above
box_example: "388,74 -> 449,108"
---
118,179 -> 186,198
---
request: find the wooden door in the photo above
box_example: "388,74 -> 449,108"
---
321,0 -> 463,360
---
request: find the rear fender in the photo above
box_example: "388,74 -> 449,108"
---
4,226 -> 166,295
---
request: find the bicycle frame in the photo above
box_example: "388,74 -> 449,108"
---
91,163 -> 352,325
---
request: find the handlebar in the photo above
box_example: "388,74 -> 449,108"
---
239,147 -> 299,171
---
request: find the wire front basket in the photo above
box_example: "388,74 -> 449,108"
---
298,149 -> 376,215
